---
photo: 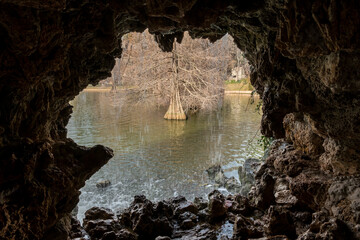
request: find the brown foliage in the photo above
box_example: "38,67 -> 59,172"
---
104,30 -> 245,113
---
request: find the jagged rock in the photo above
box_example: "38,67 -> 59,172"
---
252,166 -> 276,210
84,207 -> 115,222
239,158 -> 262,183
178,212 -> 198,223
181,219 -> 196,230
224,176 -> 242,193
206,165 -> 227,186
71,205 -> 79,218
154,200 -> 174,219
206,164 -> 245,194
215,170 -> 227,186
265,206 -> 296,239
171,223 -> 217,240
320,138 -> 360,175
309,218 -> 354,240
291,211 -> 313,237
289,172 -> 329,211
83,207 -> 120,240
273,178 -> 298,205
208,190 -> 227,221
69,216 -> 90,240
233,215 -> 264,239
194,197 -> 208,211
174,199 -> 198,216
119,195 -> 173,239
42,214 -> 72,240
283,113 -> 324,159
238,158 -> 262,195
117,229 -> 138,240
206,164 -> 222,180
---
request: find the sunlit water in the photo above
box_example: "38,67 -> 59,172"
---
67,91 -> 262,221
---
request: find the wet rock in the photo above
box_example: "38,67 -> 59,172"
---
206,164 -> 245,194
206,164 -> 222,180
174,200 -> 198,216
215,171 -> 227,186
194,197 -> 208,211
233,215 -> 264,239
224,176 -> 241,193
154,200 -> 174,219
84,207 -> 115,221
208,190 -> 227,221
121,195 -> 174,239
71,205 -> 79,218
178,212 -> 198,222
69,217 -> 87,239
238,158 -> 262,196
197,209 -> 209,222
225,195 -> 254,217
84,219 -> 121,239
171,196 -> 187,204
155,237 -> 171,240
83,208 -> 120,240
96,180 -> 111,188
239,158 -> 262,183
117,208 -> 132,228
153,217 -> 173,238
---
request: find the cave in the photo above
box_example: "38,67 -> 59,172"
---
0,0 -> 359,239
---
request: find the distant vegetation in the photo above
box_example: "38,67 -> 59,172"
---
225,78 -> 254,91
94,30 -> 252,118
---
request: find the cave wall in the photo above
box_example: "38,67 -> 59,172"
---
0,0 -> 359,239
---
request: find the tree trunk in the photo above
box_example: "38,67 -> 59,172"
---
164,88 -> 187,120
164,40 -> 187,120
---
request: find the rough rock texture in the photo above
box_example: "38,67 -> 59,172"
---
0,0 -> 359,239
70,193 -> 258,240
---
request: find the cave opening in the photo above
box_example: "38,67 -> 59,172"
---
66,30 -> 265,223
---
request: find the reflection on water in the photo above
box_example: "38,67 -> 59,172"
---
67,91 -> 262,221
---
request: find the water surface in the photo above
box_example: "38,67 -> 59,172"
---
67,91 -> 262,220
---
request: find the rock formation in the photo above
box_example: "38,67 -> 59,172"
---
0,0 -> 359,239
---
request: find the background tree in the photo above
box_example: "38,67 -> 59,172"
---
101,30 -> 250,117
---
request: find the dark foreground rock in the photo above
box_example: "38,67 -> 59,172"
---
71,140 -> 360,240
206,158 -> 262,196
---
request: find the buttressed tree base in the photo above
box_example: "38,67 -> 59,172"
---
0,0 -> 359,239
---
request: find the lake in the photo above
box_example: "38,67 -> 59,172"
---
67,91 -> 262,220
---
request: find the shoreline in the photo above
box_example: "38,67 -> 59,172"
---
83,88 -> 112,92
83,88 -> 257,95
224,90 -> 254,94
